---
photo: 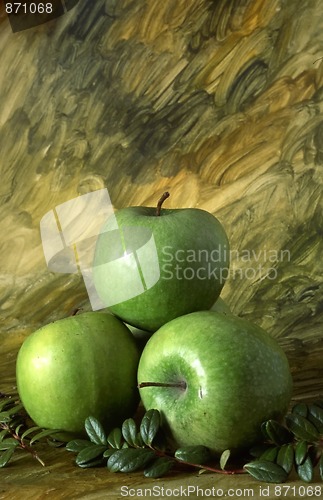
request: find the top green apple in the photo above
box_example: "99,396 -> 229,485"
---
92,193 -> 230,331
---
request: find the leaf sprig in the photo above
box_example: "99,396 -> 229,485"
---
2,390 -> 323,483
0,393 -> 62,467
66,409 -> 244,478
66,401 -> 323,481
244,400 -> 323,483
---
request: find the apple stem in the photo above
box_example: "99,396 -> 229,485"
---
156,192 -> 170,216
138,381 -> 187,390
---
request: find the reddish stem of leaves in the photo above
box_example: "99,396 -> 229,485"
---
0,422 -> 45,466
150,446 -> 245,475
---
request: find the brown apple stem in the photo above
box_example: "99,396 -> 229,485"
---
156,191 -> 170,216
138,381 -> 187,390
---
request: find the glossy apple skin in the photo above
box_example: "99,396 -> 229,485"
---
138,311 -> 293,455
93,207 -> 229,331
16,313 -> 140,439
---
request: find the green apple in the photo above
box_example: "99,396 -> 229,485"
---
138,311 -> 293,455
16,312 -> 140,439
92,193 -> 230,331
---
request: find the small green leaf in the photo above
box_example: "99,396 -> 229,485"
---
21,426 -> 41,441
14,424 -> 24,437
78,459 -> 104,469
285,414 -> 320,442
0,398 -> 18,412
144,457 -> 174,478
0,416 -> 11,424
0,404 -> 24,419
107,428 -> 123,449
244,460 -> 288,483
292,403 -> 308,418
276,444 -> 294,474
319,453 -> 323,480
175,445 -> 211,465
0,447 -> 16,468
85,416 -> 107,445
66,439 -> 93,453
140,409 -> 161,447
259,446 -> 279,462
107,448 -> 155,473
135,432 -> 144,448
29,429 -> 62,445
261,421 -> 269,440
308,445 -> 321,466
220,449 -> 231,470
103,449 -> 115,458
297,455 -> 314,482
295,440 -> 308,465
122,418 -> 138,447
0,399 -> 11,412
262,420 -> 293,445
0,429 -> 9,442
307,404 -> 323,434
0,438 -> 19,450
76,444 -> 107,466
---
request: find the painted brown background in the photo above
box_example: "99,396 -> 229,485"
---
0,0 -> 322,494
